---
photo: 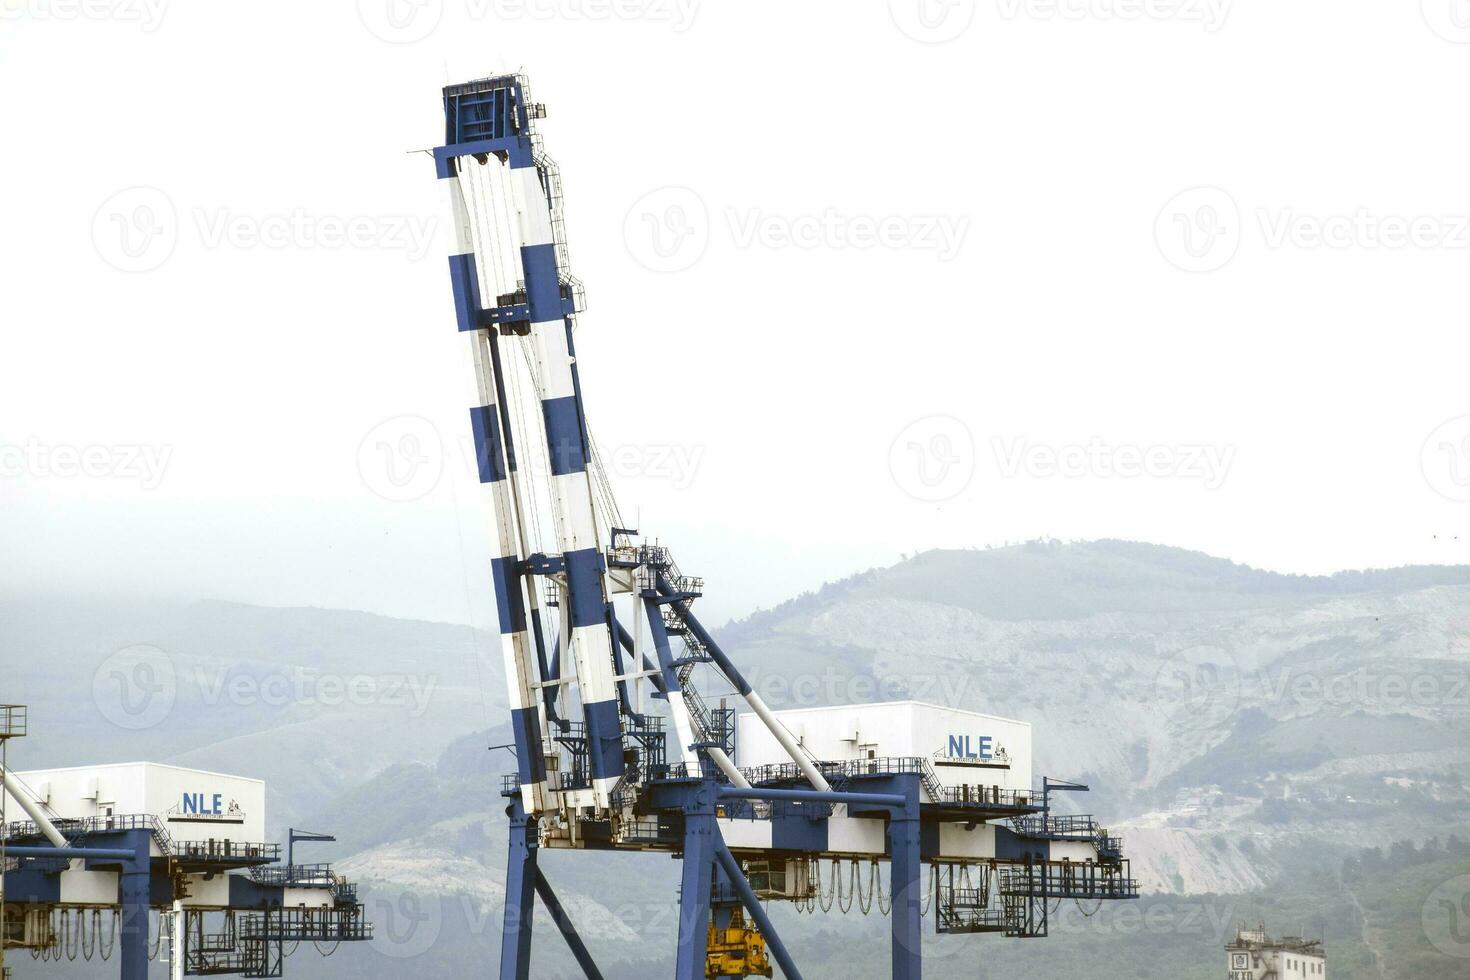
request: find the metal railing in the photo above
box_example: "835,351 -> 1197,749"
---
933,785 -> 1035,810
246,862 -> 338,888
0,704 -> 26,738
998,861 -> 1139,900
1010,813 -> 1100,838
5,812 -> 175,856
237,907 -> 372,941
173,839 -> 279,864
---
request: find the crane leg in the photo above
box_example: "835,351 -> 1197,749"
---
499,801 -> 538,980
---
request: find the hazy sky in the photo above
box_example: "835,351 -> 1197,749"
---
3,1 -> 1469,628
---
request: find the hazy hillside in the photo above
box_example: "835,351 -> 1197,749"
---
5,540 -> 1469,977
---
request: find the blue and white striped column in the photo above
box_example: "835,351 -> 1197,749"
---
445,175 -> 549,815
508,160 -> 627,807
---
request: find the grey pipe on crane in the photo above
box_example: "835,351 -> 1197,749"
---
1,766 -> 68,847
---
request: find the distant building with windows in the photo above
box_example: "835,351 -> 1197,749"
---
1227,923 -> 1326,978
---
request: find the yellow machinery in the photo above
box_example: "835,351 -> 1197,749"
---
706,909 -> 772,979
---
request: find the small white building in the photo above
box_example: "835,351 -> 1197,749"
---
1227,924 -> 1326,979
735,700 -> 1033,795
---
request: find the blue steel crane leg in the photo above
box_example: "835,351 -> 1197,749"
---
533,868 -> 605,980
500,800 -> 539,980
710,842 -> 803,980
675,806 -> 716,980
887,782 -> 923,980
117,829 -> 152,980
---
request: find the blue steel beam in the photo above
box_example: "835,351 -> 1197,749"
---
4,845 -> 137,860
533,868 -> 605,980
675,808 -> 716,980
500,801 -> 538,979
717,786 -> 906,808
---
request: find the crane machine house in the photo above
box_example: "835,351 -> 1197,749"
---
725,702 -> 1051,863
7,762 -> 281,907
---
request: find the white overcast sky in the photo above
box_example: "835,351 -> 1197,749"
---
3,1 -> 1469,628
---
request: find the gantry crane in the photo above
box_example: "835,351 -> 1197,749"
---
433,74 -> 1138,980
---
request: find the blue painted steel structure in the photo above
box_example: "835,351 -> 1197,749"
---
434,74 -> 1140,979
